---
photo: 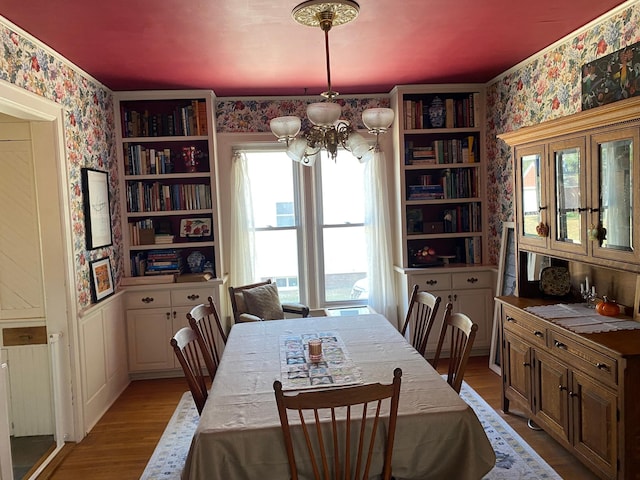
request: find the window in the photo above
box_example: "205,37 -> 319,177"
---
242,148 -> 368,307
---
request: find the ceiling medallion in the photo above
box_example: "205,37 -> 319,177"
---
292,0 -> 360,28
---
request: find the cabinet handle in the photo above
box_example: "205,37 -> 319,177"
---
554,340 -> 567,350
534,331 -> 544,338
522,362 -> 530,367
173,311 -> 177,319
569,391 -> 579,398
141,297 -> 154,303
165,312 -> 170,320
596,362 -> 610,371
187,294 -> 200,301
558,385 -> 567,391
467,277 -> 478,284
425,280 -> 438,286
506,316 -> 515,323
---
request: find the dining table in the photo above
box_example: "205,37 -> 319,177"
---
181,313 -> 495,480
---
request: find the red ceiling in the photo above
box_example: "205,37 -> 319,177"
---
0,0 -> 629,97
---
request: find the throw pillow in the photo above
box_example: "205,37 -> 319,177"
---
242,283 -> 284,320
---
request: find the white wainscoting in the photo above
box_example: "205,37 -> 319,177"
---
78,291 -> 130,432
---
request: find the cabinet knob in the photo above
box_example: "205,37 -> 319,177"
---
141,296 -> 154,303
506,316 -> 515,323
569,391 -> 579,398
425,279 -> 437,286
173,311 -> 177,319
165,312 -> 170,320
596,362 -> 610,371
558,385 -> 567,391
522,362 -> 531,367
467,277 -> 478,283
187,294 -> 200,301
534,331 -> 544,338
554,340 -> 567,350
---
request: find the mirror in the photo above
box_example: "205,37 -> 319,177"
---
554,147 -> 582,245
520,153 -> 542,237
598,138 -> 632,251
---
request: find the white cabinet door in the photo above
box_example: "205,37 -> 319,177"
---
126,307 -> 173,372
454,287 -> 492,350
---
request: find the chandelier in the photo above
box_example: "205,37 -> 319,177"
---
269,0 -> 394,166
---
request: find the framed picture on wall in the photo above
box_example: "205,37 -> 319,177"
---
82,168 -> 113,249
89,257 -> 114,302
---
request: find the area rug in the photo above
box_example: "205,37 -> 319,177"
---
141,384 -> 561,479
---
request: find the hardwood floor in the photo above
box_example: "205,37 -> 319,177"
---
39,356 -> 599,479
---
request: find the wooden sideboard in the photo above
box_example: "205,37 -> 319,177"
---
495,295 -> 640,480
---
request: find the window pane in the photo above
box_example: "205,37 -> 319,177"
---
321,154 -> 365,224
323,225 -> 367,302
246,152 -> 296,228
254,228 -> 301,303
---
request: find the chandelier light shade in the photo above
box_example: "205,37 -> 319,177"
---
269,0 -> 393,165
269,116 -> 301,142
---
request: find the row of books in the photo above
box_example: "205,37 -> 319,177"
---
126,182 -> 211,213
443,203 -> 482,233
463,237 -> 482,265
130,250 -> 183,276
407,168 -> 479,200
124,145 -> 174,175
405,136 -> 477,165
121,100 -> 208,138
129,219 -> 176,246
403,93 -> 480,130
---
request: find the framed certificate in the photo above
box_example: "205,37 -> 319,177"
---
82,168 -> 113,249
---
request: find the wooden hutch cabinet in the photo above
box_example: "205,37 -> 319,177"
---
497,96 -> 640,480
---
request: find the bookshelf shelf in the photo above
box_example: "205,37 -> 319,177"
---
115,90 -> 223,282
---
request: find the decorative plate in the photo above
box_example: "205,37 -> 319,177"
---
539,266 -> 570,296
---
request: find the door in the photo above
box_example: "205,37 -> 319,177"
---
126,308 -> 174,371
549,138 -> 588,256
533,349 -> 570,442
502,330 -> 533,411
571,371 -> 617,478
515,144 -> 549,249
590,127 -> 640,264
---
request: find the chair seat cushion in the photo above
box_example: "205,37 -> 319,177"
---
242,283 -> 285,320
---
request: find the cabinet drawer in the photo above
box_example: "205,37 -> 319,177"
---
452,271 -> 493,289
171,287 -> 213,307
503,311 -> 547,347
125,290 -> 171,309
548,330 -> 618,387
410,273 -> 451,292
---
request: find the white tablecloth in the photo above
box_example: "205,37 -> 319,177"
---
182,314 -> 495,480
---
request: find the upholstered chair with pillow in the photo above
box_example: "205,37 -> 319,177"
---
228,279 -> 310,323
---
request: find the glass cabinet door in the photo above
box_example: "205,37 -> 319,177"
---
515,144 -> 548,249
590,127 -> 640,263
549,138 -> 587,255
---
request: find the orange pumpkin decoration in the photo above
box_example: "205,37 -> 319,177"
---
596,296 -> 619,317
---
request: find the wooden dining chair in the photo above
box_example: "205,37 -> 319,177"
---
229,279 -> 309,323
400,284 -> 442,360
188,296 -> 227,381
170,327 -> 208,414
432,303 -> 478,394
273,368 -> 402,480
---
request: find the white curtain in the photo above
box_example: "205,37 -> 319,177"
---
230,151 -> 256,287
364,147 -> 398,327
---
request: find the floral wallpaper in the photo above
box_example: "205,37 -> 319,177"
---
216,97 -> 390,133
0,21 -> 121,310
485,3 -> 640,264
